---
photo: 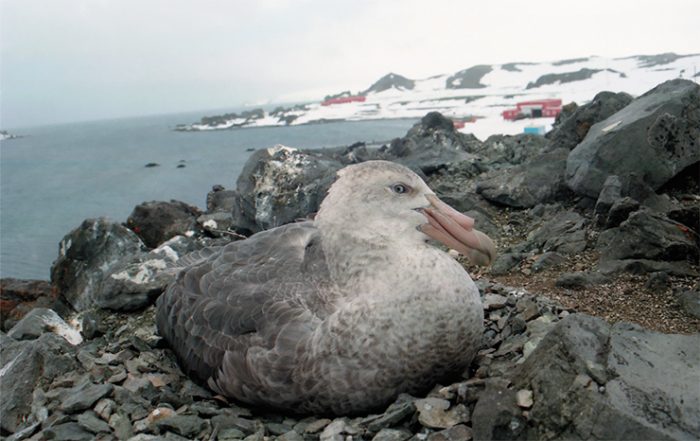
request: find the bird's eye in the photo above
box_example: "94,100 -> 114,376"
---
391,184 -> 409,194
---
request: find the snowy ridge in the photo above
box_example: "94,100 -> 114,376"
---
177,53 -> 700,140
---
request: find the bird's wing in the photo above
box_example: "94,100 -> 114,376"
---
155,221 -> 333,390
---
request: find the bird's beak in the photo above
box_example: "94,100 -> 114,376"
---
419,194 -> 497,266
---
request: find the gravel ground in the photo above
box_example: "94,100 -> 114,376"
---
462,204 -> 700,335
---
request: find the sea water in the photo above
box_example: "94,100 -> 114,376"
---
1,112 -> 418,280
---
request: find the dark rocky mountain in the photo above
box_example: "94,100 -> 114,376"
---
445,65 -> 493,89
363,73 -> 415,94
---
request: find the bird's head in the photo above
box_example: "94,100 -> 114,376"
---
316,160 -> 496,266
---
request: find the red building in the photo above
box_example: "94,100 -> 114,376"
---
321,96 -> 367,106
502,99 -> 562,120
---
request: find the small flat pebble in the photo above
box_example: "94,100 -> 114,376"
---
304,418 -> 332,434
516,389 -> 533,408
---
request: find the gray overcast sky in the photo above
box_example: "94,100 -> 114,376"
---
2,0 -> 699,128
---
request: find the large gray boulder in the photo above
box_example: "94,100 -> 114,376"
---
566,79 -> 700,198
547,91 -> 633,151
51,218 -> 147,311
476,149 -> 570,208
513,314 -> 700,440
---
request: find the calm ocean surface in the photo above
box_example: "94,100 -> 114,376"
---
0,112 -> 418,280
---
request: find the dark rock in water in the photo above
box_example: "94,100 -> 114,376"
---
7,307 -> 81,344
230,146 -> 342,233
445,65 -> 492,89
546,91 -> 633,151
513,314 -> 700,440
0,333 -> 77,433
597,209 -> 699,263
127,200 -> 202,248
144,162 -> 160,168
476,149 -> 570,208
176,164 -> 186,168
567,79 -> 700,198
677,288 -> 700,319
555,271 -> 609,289
0,278 -> 62,331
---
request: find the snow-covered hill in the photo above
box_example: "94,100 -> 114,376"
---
177,52 -> 699,140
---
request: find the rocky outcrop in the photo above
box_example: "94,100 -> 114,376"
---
475,149 -> 570,208
230,146 -> 343,233
596,209 -> 699,273
51,218 -> 218,312
445,65 -> 492,89
566,79 -> 700,198
382,112 -> 482,173
513,314 -> 700,440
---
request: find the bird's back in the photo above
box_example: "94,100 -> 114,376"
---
156,221 -> 334,398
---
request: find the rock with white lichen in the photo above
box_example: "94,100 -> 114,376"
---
566,79 -> 700,198
230,145 -> 343,233
50,218 -> 221,311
